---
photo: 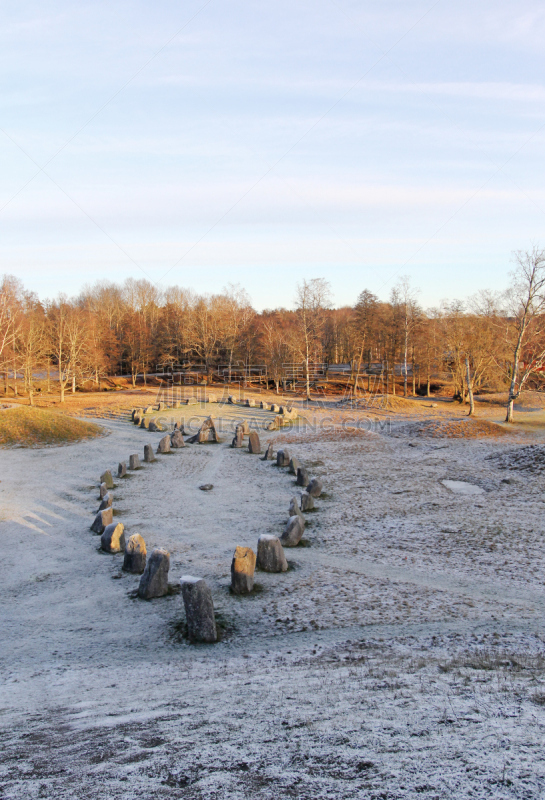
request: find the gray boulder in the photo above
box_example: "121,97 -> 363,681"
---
256,535 -> 288,572
181,576 -> 217,643
144,444 -> 156,463
148,418 -> 163,432
98,492 -> 112,511
91,507 -> 113,534
99,481 -> 108,500
289,496 -> 304,519
100,470 -> 114,490
123,533 -> 147,574
231,425 -> 244,448
231,546 -> 256,595
300,491 -> 315,511
140,417 -> 150,429
157,434 -> 171,454
281,514 -> 305,547
118,461 -> 127,478
307,477 -> 323,498
129,454 -> 140,470
248,431 -> 261,454
296,467 -> 309,487
133,414 -> 141,426
261,442 -> 274,461
186,416 -> 221,444
101,522 -> 126,553
138,548 -> 170,599
288,457 -> 300,475
276,449 -> 290,467
170,430 -> 185,448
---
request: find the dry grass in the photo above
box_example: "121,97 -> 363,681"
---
0,406 -> 106,448
391,418 -> 511,439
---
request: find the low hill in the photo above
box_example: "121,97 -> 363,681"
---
0,406 -> 106,448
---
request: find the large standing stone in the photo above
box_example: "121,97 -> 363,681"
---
296,467 -> 309,487
276,449 -> 290,467
228,395 -> 236,404
245,398 -> 255,407
281,514 -> 305,547
230,546 -> 256,595
186,416 -> 221,444
271,404 -> 280,413
260,401 -> 267,409
261,442 -> 274,461
140,417 -> 150,429
101,522 -> 125,553
181,577 -> 217,643
288,456 -> 300,475
148,419 -> 164,432
239,420 -> 250,436
123,533 -> 147,574
231,425 -> 244,448
248,431 -> 261,454
91,507 -> 113,534
144,406 -> 154,414
129,453 -> 140,470
289,496 -> 304,519
99,481 -> 108,499
307,477 -> 323,498
138,548 -> 170,599
170,430 -> 185,448
118,461 -> 127,478
158,402 -> 166,411
256,535 -> 288,572
100,470 -> 114,490
157,434 -> 171,454
133,413 -> 141,426
300,491 -> 315,511
144,444 -> 156,463
98,492 -> 112,511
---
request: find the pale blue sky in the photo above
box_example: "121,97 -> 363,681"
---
2,1 -> 545,309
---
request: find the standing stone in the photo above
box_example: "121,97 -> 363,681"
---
289,496 -> 304,519
101,522 -> 125,553
157,435 -> 171,454
307,477 -> 323,498
256,535 -> 288,572
138,549 -> 170,599
231,425 -> 244,448
261,442 -> 274,461
144,406 -> 154,414
140,417 -> 150,429
181,577 -> 217,643
98,492 -> 112,511
133,414 -> 141,426
207,395 -> 217,403
123,533 -> 147,574
99,482 -> 108,499
129,454 -> 140,470
144,444 -> 156,463
239,420 -> 250,436
228,395 -> 235,404
276,449 -> 290,467
296,467 -> 309,487
158,402 -> 166,411
260,401 -> 267,409
288,457 -> 300,475
100,470 -> 114,490
118,461 -> 127,478
271,404 -> 280,413
300,491 -> 315,511
248,431 -> 261,454
231,546 -> 256,595
170,430 -> 185,448
148,419 -> 164,432
281,514 -> 305,547
91,507 -> 113,534
245,398 -> 255,407
186,416 -> 221,444
173,400 -> 181,409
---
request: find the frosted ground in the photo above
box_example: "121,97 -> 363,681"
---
1,402 -> 545,799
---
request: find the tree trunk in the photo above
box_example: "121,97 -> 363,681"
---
506,397 -> 515,423
72,375 -> 76,393
29,389 -> 34,407
465,357 -> 475,417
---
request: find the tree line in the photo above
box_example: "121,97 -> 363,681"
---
3,247 -> 545,421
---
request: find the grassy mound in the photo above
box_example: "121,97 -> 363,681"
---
0,406 -> 106,448
392,418 -> 510,439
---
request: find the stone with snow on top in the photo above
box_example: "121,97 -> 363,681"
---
156,434 -> 171,454
256,535 -> 288,572
101,522 -> 125,553
91,507 -> 113,534
307,477 -> 323,498
231,546 -> 256,595
99,481 -> 108,500
170,430 -> 185,448
289,496 -> 304,519
441,479 -> 484,495
300,491 -> 315,511
138,548 -> 170,599
288,456 -> 299,475
186,415 -> 221,444
98,492 -> 112,511
261,442 -> 274,461
123,533 -> 147,574
181,576 -> 217,642
276,449 -> 290,467
248,431 -> 261,454
100,470 -> 114,490
281,514 -> 305,547
296,467 -> 309,487
118,461 -> 127,478
129,453 -> 140,470
144,444 -> 156,463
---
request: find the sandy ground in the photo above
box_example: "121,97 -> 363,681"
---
1,398 -> 545,798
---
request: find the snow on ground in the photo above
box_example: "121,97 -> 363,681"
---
1,405 -> 545,798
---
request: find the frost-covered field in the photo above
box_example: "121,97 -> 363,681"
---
1,409 -> 545,799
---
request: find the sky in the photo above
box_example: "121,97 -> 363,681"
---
2,0 -> 545,310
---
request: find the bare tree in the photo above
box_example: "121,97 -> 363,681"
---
293,279 -> 332,401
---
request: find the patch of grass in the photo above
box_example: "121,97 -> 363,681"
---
0,406 -> 105,448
